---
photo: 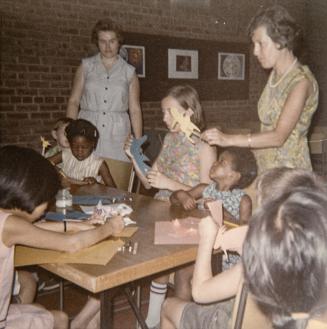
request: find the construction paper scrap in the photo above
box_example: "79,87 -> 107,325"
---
154,217 -> 201,245
223,220 -> 239,229
14,239 -> 124,266
123,217 -> 137,226
73,195 -> 114,205
207,200 -> 223,226
119,226 -> 138,238
45,211 -> 89,221
130,135 -> 151,176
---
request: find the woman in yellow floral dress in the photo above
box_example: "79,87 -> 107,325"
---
202,5 -> 318,174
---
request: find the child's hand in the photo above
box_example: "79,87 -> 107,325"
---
176,190 -> 197,210
198,216 -> 218,243
203,198 -> 216,209
124,134 -> 134,158
214,226 -> 249,255
107,216 -> 124,236
83,177 -> 97,185
147,169 -> 170,189
213,225 -> 227,251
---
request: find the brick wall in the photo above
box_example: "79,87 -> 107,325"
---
0,0 -> 308,149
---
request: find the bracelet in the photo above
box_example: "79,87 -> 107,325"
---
63,221 -> 67,232
247,133 -> 252,148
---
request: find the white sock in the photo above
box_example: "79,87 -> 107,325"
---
145,281 -> 168,327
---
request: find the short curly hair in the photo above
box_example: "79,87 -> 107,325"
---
66,119 -> 99,148
91,18 -> 124,46
221,147 -> 257,189
248,5 -> 302,52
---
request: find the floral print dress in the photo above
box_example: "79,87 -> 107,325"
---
154,132 -> 201,201
255,64 -> 318,174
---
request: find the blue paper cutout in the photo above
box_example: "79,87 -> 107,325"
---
45,211 -> 88,221
130,135 -> 151,176
72,195 -> 130,206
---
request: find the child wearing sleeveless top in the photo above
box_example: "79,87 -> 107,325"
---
48,119 -> 116,187
0,145 -> 124,329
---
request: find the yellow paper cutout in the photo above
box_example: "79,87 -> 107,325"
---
40,136 -> 51,156
170,108 -> 201,144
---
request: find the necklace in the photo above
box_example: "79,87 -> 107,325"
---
269,58 -> 298,88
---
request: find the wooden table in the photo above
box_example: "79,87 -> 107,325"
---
41,185 -> 209,329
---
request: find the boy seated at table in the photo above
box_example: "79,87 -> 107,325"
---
161,168 -> 326,329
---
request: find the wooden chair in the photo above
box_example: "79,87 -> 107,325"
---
230,282 -> 272,329
105,158 -> 134,191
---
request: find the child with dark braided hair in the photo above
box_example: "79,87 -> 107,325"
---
48,119 -> 116,187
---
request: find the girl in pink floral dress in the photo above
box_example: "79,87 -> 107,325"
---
126,85 -> 217,328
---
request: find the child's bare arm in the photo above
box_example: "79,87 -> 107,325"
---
192,216 -> 242,303
35,220 -> 95,233
170,190 -> 196,209
47,152 -> 62,166
239,194 -> 252,223
170,184 -> 207,209
99,161 -> 117,187
3,215 -> 124,253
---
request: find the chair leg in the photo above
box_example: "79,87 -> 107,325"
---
233,283 -> 249,329
128,169 -> 136,193
59,279 -> 65,311
135,285 -> 142,329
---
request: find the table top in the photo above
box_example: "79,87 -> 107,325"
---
41,184 -> 209,293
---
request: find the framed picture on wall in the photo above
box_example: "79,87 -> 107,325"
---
168,49 -> 198,79
218,52 -> 245,80
120,45 -> 145,77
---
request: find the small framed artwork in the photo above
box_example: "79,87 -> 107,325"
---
168,49 -> 198,79
218,52 -> 245,80
120,45 -> 145,77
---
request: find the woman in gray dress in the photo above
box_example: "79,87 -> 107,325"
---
66,18 -> 142,189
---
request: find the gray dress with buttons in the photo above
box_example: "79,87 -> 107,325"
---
79,54 -> 135,162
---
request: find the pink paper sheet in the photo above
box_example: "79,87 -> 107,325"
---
154,217 -> 201,245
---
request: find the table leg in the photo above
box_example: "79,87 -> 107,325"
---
124,286 -> 149,329
100,289 -> 114,329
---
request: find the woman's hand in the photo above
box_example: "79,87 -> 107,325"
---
147,169 -> 171,190
201,128 -> 228,146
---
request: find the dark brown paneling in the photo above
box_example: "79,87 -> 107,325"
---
124,32 -> 249,101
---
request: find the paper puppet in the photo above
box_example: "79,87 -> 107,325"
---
170,108 -> 201,144
207,200 -> 223,227
130,135 -> 151,176
40,136 -> 51,156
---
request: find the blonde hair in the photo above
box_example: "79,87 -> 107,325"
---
165,85 -> 205,130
